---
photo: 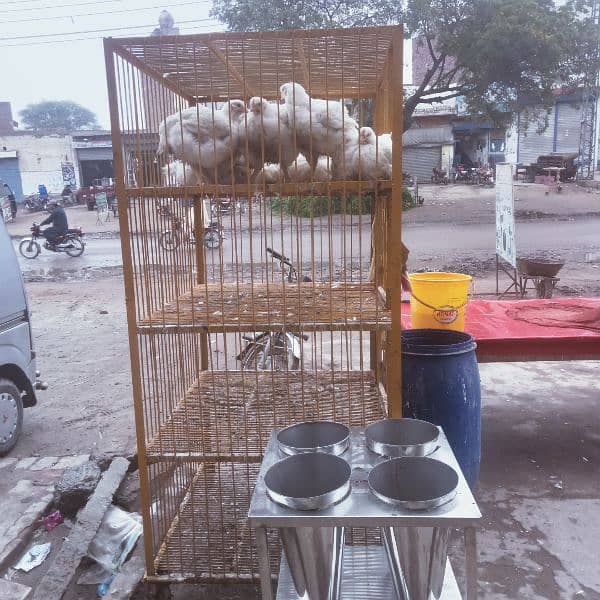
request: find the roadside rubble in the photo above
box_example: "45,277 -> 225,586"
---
1,457 -> 145,600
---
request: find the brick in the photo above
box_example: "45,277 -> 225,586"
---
52,454 -> 90,470
15,457 -> 37,470
0,457 -> 17,470
29,457 -> 58,471
0,580 -> 32,600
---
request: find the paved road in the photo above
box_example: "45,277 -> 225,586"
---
15,217 -> 600,277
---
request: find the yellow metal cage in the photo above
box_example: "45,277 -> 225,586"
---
103,25 -> 404,583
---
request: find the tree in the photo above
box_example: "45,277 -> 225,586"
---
19,101 -> 98,133
210,0 -> 599,131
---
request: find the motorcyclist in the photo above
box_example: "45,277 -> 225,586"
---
39,200 -> 68,247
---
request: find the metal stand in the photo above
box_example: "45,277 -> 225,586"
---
495,254 -> 520,298
248,428 -> 482,600
519,274 -> 560,299
276,546 -> 462,599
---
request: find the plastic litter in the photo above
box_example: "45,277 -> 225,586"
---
77,505 -> 142,586
97,572 -> 117,596
43,510 -> 64,532
14,543 -> 52,572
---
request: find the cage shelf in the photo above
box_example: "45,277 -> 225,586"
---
137,282 -> 391,333
146,370 -> 385,461
150,461 -> 382,583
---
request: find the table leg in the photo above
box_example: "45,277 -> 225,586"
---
256,526 -> 274,600
464,527 -> 477,600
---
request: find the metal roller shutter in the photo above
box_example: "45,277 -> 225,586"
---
77,147 -> 114,161
517,110 -> 555,165
403,146 -> 441,183
555,103 -> 581,153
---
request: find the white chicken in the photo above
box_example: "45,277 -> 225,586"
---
254,155 -> 332,184
245,97 -> 296,178
157,100 -> 247,184
287,154 -> 332,182
343,126 -> 393,180
279,82 -> 358,177
161,160 -> 198,186
254,163 -> 284,184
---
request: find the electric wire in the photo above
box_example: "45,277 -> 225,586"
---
3,1 -> 203,24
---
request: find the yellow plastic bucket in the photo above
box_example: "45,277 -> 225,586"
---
409,272 -> 472,331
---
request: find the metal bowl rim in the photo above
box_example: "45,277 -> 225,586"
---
277,421 -> 351,455
265,452 -> 352,501
367,457 -> 459,510
266,478 -> 351,510
365,418 -> 440,456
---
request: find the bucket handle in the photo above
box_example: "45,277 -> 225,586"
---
409,279 -> 474,312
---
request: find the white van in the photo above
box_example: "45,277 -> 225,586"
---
0,218 -> 45,454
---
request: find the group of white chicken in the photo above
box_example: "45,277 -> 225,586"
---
158,82 -> 392,186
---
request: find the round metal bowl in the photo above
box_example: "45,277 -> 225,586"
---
368,457 -> 459,511
277,421 -> 350,456
365,418 -> 439,457
265,453 -> 351,511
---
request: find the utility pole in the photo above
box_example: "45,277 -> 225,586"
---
577,0 -> 600,181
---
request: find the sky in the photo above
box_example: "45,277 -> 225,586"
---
0,0 -> 224,128
0,1 -> 412,130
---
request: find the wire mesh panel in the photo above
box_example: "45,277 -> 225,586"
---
104,25 -> 403,583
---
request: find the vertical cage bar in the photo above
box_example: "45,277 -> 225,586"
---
386,27 -> 404,417
103,39 -> 156,574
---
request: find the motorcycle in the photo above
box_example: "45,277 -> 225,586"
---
18,223 -> 85,259
452,164 -> 475,184
236,248 -> 309,371
431,167 -> 449,184
23,195 -> 48,213
159,213 -> 223,251
473,165 -> 494,186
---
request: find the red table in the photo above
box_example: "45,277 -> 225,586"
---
401,298 -> 600,362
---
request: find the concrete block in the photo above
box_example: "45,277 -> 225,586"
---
0,579 -> 32,600
33,457 -> 130,600
54,461 -> 101,517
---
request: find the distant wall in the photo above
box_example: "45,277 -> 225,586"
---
0,134 -> 79,194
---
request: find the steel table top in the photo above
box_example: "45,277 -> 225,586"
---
248,427 -> 481,528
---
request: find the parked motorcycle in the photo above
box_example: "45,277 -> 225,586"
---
473,165 -> 494,186
431,167 -> 449,184
159,213 -> 222,251
452,164 -> 476,184
18,223 -> 85,259
23,195 -> 48,213
236,248 -> 309,371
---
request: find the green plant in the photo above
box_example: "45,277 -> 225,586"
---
270,189 -> 416,216
402,186 -> 416,210
270,195 -> 373,218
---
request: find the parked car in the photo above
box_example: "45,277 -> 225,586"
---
0,218 -> 46,454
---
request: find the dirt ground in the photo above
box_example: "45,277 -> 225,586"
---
17,277 -> 135,459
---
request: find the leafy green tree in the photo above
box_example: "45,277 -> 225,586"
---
19,101 -> 98,133
211,0 -> 599,131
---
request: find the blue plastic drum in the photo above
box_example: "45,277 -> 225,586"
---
401,329 -> 481,487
